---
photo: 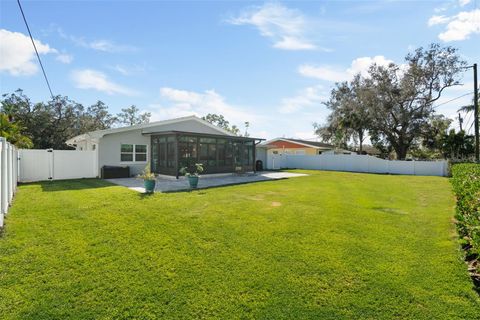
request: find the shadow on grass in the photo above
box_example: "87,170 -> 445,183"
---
156,178 -> 289,194
137,192 -> 156,200
20,178 -> 116,192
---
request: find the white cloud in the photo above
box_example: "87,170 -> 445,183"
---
71,69 -> 136,95
349,56 -> 394,76
298,65 -> 348,82
56,53 -> 73,64
439,9 -> 480,41
55,26 -> 137,52
87,40 -> 137,53
160,87 -> 203,104
428,9 -> 480,41
151,88 -> 259,126
279,86 -> 327,114
299,55 -> 393,82
273,36 -> 316,50
293,131 -> 319,140
428,15 -> 451,26
459,0 -> 471,7
227,3 -> 318,51
0,29 -> 56,76
108,64 -> 146,76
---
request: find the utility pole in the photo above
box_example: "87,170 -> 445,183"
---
474,63 -> 479,162
458,113 -> 463,132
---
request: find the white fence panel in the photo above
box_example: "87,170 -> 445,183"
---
0,138 -> 18,227
52,150 -> 97,180
268,154 -> 287,170
413,160 -> 447,176
267,153 -> 448,177
18,149 -> 51,182
367,156 -> 389,174
389,161 -> 415,175
19,149 -> 97,182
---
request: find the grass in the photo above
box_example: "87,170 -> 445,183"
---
1,170 -> 479,319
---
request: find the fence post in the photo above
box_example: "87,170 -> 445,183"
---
1,138 -> 8,217
0,138 -> 3,227
7,142 -> 12,204
47,149 -> 54,180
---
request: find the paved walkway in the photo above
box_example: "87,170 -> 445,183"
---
106,171 -> 308,193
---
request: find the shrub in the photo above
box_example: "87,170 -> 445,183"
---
451,163 -> 480,263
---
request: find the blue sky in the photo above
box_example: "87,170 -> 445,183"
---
0,0 -> 479,139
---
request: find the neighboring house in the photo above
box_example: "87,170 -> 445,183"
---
66,115 -> 262,178
358,145 -> 382,157
258,138 -> 335,156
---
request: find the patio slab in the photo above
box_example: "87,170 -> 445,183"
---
106,171 -> 307,193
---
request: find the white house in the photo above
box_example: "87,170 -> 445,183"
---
66,115 -> 263,178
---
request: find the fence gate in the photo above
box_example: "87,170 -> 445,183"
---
18,149 -> 97,182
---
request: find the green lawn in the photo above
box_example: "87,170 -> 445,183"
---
1,171 -> 479,319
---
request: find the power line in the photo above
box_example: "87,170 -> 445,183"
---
433,92 -> 473,109
16,0 -> 54,99
468,119 -> 475,135
464,111 -> 473,132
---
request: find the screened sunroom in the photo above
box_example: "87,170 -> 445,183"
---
148,131 -> 262,178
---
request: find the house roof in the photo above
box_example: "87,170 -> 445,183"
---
66,115 -> 236,145
259,138 -> 334,149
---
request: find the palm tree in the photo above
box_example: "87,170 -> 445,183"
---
457,97 -> 478,114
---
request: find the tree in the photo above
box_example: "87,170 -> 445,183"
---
457,96 -> 478,114
313,116 -> 351,150
82,101 -> 117,131
317,74 -> 372,152
440,129 -> 474,159
0,113 -> 33,148
116,105 -> 151,126
363,44 -> 465,159
1,90 -> 117,149
202,113 -> 240,135
244,121 -> 250,137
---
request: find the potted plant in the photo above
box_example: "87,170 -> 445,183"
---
179,163 -> 204,189
137,164 -> 156,193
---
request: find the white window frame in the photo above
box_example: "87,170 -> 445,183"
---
134,144 -> 148,162
120,143 -> 148,163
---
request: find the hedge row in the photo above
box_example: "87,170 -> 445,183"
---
451,163 -> 480,262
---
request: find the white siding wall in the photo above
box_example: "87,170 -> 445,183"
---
266,153 -> 448,177
98,129 -> 150,176
255,147 -> 267,169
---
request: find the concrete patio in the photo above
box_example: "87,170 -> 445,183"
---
106,171 -> 308,193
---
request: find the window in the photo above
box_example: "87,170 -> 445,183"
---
245,145 -> 254,165
167,141 -> 175,168
121,144 -> 133,162
295,150 -> 306,155
120,144 -> 147,162
135,145 -> 147,161
199,137 -> 217,167
179,136 -> 197,168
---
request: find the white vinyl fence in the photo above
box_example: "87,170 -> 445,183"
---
0,138 -> 19,227
18,149 -> 98,182
267,153 -> 448,177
